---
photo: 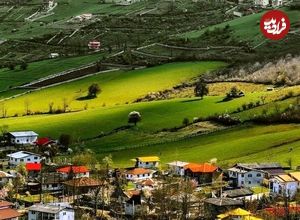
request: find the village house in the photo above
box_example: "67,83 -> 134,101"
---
34,137 -> 56,147
7,151 -> 42,167
166,161 -> 189,176
124,194 -> 148,216
26,163 -> 41,178
270,174 -> 298,198
56,165 -> 89,179
88,40 -> 101,50
184,163 -> 220,184
135,178 -> 155,190
63,177 -> 103,195
289,172 -> 300,187
125,168 -> 154,181
0,200 -> 21,220
41,173 -> 64,192
134,156 -> 160,169
204,198 -> 243,219
7,131 -> 38,145
227,163 -> 284,187
0,171 -> 13,186
28,203 -> 74,220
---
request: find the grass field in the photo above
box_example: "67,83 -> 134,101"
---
97,123 -> 300,167
179,8 -> 300,45
0,52 -> 104,93
0,61 -> 226,115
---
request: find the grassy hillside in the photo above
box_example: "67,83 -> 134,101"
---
0,52 -> 104,93
0,61 -> 226,115
97,123 -> 300,167
179,8 -> 300,45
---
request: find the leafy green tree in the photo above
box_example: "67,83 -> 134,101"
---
182,117 -> 189,126
194,80 -> 209,99
88,83 -> 101,98
128,111 -> 142,126
20,62 -> 28,70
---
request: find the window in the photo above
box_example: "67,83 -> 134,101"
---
63,212 -> 66,215
15,159 -> 17,162
248,181 -> 252,184
241,174 -> 244,177
146,162 -> 149,165
248,174 -> 252,177
27,158 -> 31,161
31,211 -> 36,214
52,183 -> 58,187
20,159 -> 24,162
34,157 -> 38,160
26,139 -> 29,142
257,173 -> 261,177
17,140 -> 19,143
241,181 -> 244,184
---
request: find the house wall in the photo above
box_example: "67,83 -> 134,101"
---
8,155 -> 41,166
137,161 -> 158,169
42,183 -> 63,191
126,173 -> 152,180
58,210 -> 75,220
230,170 -> 264,187
272,181 -> 298,197
60,172 -> 89,179
169,165 -> 185,176
28,211 -> 59,220
11,135 -> 38,145
28,210 -> 74,220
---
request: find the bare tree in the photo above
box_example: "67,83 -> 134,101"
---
0,103 -> 7,118
24,99 -> 30,115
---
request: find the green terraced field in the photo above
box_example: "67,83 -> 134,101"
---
0,52 -> 104,93
0,61 -> 226,115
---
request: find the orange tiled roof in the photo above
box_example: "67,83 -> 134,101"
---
184,163 -> 218,173
0,201 -> 13,208
126,168 -> 152,175
63,177 -> 102,187
0,208 -> 21,220
57,166 -> 88,174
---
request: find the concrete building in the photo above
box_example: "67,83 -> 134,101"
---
28,203 -> 74,220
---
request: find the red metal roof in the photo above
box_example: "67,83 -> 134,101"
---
26,163 -> 41,171
184,163 -> 218,173
34,137 -> 54,146
57,166 -> 88,174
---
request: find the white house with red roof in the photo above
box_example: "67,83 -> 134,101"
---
0,200 -> 21,220
7,151 -> 42,167
56,166 -> 89,179
125,168 -> 154,181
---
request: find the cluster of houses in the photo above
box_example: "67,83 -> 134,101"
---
2,131 -> 300,219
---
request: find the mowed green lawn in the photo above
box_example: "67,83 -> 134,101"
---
0,52 -> 104,93
0,61 -> 226,115
179,8 -> 300,45
100,123 -> 300,167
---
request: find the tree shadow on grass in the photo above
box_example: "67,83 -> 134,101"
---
76,95 -> 96,101
180,98 -> 202,103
